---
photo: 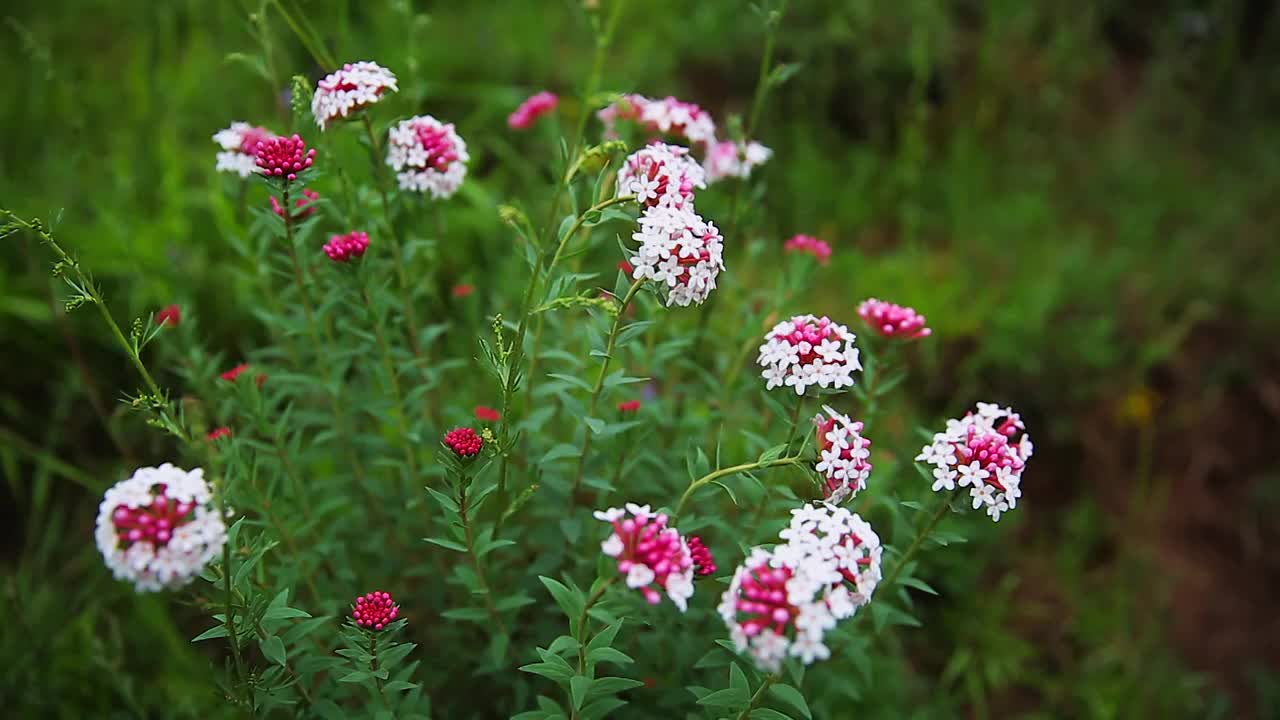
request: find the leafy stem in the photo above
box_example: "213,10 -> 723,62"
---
458,477 -> 509,637
674,455 -> 806,519
570,278 -> 645,498
735,672 -> 779,720
360,272 -> 420,485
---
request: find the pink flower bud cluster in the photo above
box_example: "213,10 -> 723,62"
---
255,135 -> 316,181
351,591 -> 401,631
443,427 -> 483,457
94,464 -> 228,592
594,503 -> 695,611
757,315 -> 861,395
312,61 -> 398,130
858,298 -> 932,340
783,234 -> 832,265
617,142 -> 705,209
155,304 -> 182,327
387,115 -> 470,199
213,122 -> 278,177
720,503 -> 881,671
323,231 -> 370,263
687,536 -> 717,577
508,91 -> 559,129
917,403 -> 1031,522
271,189 -> 320,221
813,406 -> 872,503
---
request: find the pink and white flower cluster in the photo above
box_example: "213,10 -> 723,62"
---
719,503 -> 881,671
859,298 -> 932,340
312,61 -> 398,130
627,202 -> 725,307
757,315 -> 861,395
616,142 -> 705,209
595,503 -> 695,611
95,464 -> 228,592
386,115 -> 470,199
813,405 -> 872,503
213,122 -> 277,177
917,403 -> 1032,522
783,234 -> 832,265
703,140 -> 774,183
597,94 -> 771,183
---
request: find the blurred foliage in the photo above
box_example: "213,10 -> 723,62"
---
2,0 -> 1279,718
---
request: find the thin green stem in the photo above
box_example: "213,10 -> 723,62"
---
360,280 -> 419,484
736,673 -> 780,720
674,455 -> 805,520
360,113 -> 424,358
879,498 -> 950,594
369,633 -> 399,719
217,489 -> 249,702
782,394 -> 806,449
459,479 -> 509,637
569,576 -> 620,720
570,279 -> 644,497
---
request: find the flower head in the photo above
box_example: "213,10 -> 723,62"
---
254,134 -> 316,182
213,122 -> 277,177
916,403 -> 1031,521
474,406 -> 501,422
351,591 -> 401,631
703,140 -> 772,183
617,142 -> 705,209
784,234 -> 832,265
813,406 -> 872,503
721,505 -> 882,671
627,203 -> 724,307
221,363 -> 251,382
508,91 -> 559,129
452,284 -> 475,298
155,304 -> 182,327
271,189 -> 320,221
594,504 -> 695,611
599,94 -> 717,148
312,61 -> 398,130
324,231 -> 370,263
387,115 -> 469,199
757,315 -> 861,395
687,535 -> 717,576
207,427 -> 232,442
617,399 -> 642,413
443,427 -> 483,458
94,464 -> 228,592
858,298 -> 931,340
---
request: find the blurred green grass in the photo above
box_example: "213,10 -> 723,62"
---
2,0 -> 1279,717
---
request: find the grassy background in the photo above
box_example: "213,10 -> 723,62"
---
3,0 -> 1279,717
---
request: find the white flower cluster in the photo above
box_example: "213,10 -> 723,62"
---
636,95 -> 718,147
813,405 -> 873,504
719,503 -> 882,671
213,122 -> 275,178
757,315 -> 861,395
703,140 -> 774,183
386,115 -> 470,199
628,202 -> 724,307
917,402 -> 1032,522
95,464 -> 228,593
594,503 -> 695,612
311,61 -> 399,130
616,142 -> 706,208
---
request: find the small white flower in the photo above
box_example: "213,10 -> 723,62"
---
600,534 -> 624,557
789,632 -> 831,664
593,507 -> 625,522
932,466 -> 957,492
970,483 -> 996,510
312,61 -> 398,130
957,462 -> 990,488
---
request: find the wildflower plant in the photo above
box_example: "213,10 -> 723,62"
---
1,1 -> 1036,716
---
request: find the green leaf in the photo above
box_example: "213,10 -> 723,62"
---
750,710 -> 793,720
769,684 -> 811,719
425,537 -> 468,553
440,607 -> 490,622
541,443 -> 581,464
712,480 -> 739,505
757,443 -> 788,463
191,624 -> 229,642
588,677 -> 644,697
338,670 -> 372,683
547,373 -> 593,392
259,635 -> 287,667
586,647 -> 633,666
570,676 -> 592,710
901,577 -> 939,596
583,416 -> 606,434
586,619 -> 624,653
548,635 -> 580,657
697,687 -> 750,708
539,576 -> 585,630
729,663 -> 749,691
382,680 -> 418,693
520,662 -> 574,683
424,486 -> 460,513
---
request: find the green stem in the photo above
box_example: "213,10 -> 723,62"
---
360,113 -> 425,359
674,455 -> 805,520
570,279 -> 644,497
459,479 -> 509,637
782,394 -> 806,449
217,489 -> 250,702
878,497 -> 950,594
369,633 -> 398,719
360,280 -> 419,485
569,576 -> 620,720
498,194 -> 637,496
736,673 -> 780,720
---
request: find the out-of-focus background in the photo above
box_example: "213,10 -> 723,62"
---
2,0 -> 1278,717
